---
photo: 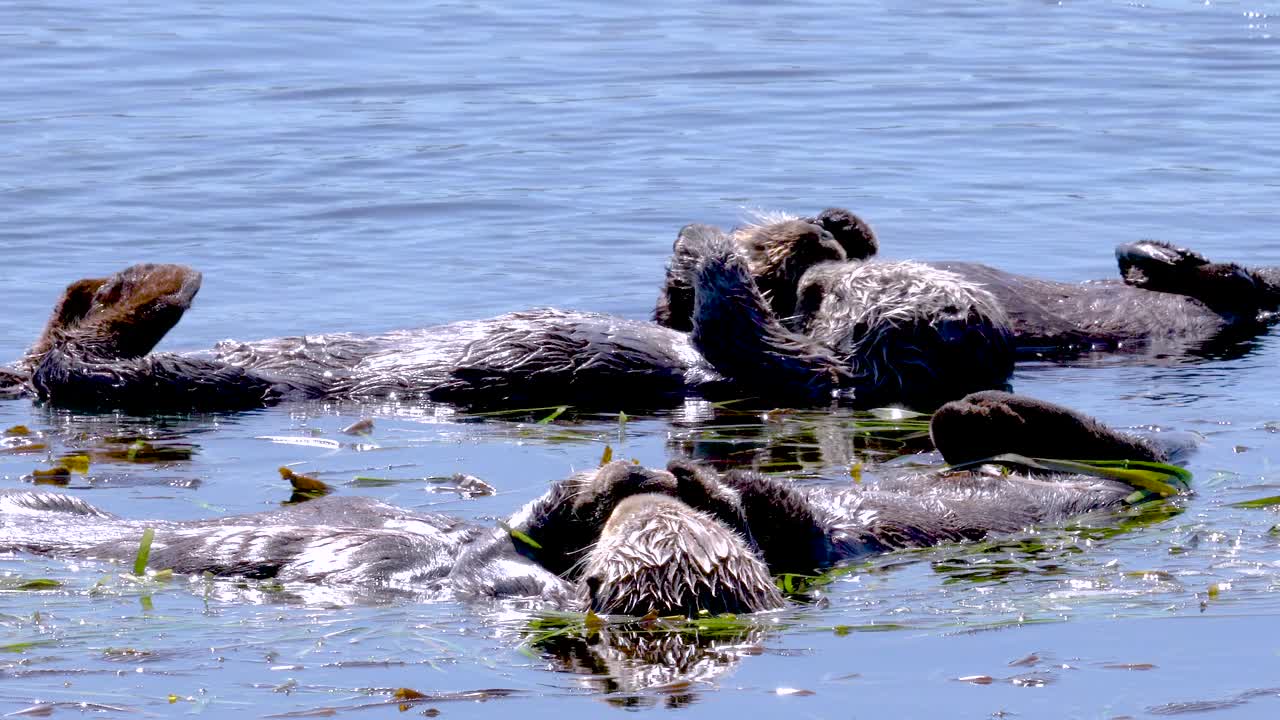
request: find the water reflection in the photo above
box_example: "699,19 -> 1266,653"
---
530,618 -> 774,707
666,405 -> 936,473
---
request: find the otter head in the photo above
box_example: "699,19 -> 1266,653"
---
580,494 -> 784,617
735,220 -> 846,323
794,260 -> 1015,409
26,263 -> 201,365
517,461 -> 755,579
570,461 -> 754,552
807,208 -> 879,261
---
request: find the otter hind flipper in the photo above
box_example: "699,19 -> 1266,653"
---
1118,240 -> 1280,319
929,390 -> 1166,466
25,276 -> 109,366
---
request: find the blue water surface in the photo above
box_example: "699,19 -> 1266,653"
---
3,1 -> 1280,717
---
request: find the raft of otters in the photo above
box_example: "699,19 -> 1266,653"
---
0,391 -> 1193,616
2,210 -> 1277,412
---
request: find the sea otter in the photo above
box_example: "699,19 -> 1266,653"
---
654,208 -> 879,331
4,229 -> 1011,411
656,210 -> 1280,359
0,263 -> 724,411
0,392 -> 1189,616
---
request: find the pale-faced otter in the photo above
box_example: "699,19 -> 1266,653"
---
0,461 -> 775,615
655,209 -> 1280,359
680,224 -> 1015,406
0,391 -> 1188,616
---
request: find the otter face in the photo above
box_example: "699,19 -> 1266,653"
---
735,220 -> 845,323
554,461 -> 755,567
795,261 -> 1015,408
580,494 -> 784,617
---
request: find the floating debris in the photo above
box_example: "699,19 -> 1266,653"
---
280,467 -> 332,498
427,473 -> 495,498
342,418 -> 375,436
1229,495 -> 1280,509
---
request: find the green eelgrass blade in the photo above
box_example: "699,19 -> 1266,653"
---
946,454 -> 1191,498
133,528 -> 155,576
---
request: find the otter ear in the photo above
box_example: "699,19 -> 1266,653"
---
78,264 -> 203,359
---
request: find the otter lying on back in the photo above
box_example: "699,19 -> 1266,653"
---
654,209 -> 1280,358
3,230 -> 1014,411
0,392 -> 1189,616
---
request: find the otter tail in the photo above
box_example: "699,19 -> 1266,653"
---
681,224 -> 849,404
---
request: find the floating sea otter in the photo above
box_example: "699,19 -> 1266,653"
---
1,226 -> 1012,411
655,209 -> 1280,358
0,392 -> 1188,616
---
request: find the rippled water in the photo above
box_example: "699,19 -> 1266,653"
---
3,0 -> 1280,717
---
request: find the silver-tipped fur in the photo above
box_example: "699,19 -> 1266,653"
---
580,494 -> 785,616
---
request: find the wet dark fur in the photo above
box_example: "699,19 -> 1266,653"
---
14,266 -> 725,411
0,392 -> 1184,615
12,222 -> 1000,411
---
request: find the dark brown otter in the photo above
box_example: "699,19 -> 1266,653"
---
11,263 -> 726,412
653,208 -> 878,331
12,229 -> 1009,412
0,391 -> 1188,616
